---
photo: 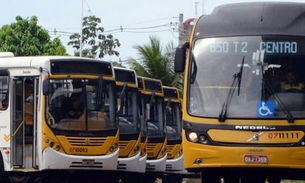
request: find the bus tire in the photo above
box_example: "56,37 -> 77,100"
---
201,176 -> 221,183
162,176 -> 183,183
0,152 -> 5,182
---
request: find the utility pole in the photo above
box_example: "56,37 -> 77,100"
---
202,0 -> 207,15
195,2 -> 200,18
80,0 -> 83,57
178,13 -> 184,45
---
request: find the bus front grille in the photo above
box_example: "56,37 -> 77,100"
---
67,137 -> 107,146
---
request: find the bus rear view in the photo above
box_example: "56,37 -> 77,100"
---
175,2 -> 305,183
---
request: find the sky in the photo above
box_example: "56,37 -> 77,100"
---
1,0 -> 305,65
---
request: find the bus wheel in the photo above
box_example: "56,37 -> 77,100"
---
267,178 -> 281,183
240,177 -> 266,183
223,177 -> 240,183
201,176 -> 221,183
0,153 -> 5,182
162,176 -> 183,183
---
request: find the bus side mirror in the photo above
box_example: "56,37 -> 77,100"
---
174,42 -> 189,73
43,80 -> 50,95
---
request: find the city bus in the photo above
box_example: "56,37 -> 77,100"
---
137,76 -> 167,182
163,86 -> 183,171
174,2 -> 305,183
113,67 -> 142,174
0,54 -> 119,182
162,86 -> 184,182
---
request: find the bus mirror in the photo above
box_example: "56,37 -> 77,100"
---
43,80 -> 50,95
174,42 -> 189,72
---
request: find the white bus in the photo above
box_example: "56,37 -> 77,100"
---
0,54 -> 119,183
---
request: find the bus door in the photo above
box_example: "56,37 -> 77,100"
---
11,77 -> 39,169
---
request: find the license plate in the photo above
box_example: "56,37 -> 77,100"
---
82,159 -> 95,166
244,155 -> 268,164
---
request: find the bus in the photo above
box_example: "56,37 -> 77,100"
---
137,76 -> 167,182
113,67 -> 142,174
162,86 -> 184,182
163,86 -> 183,171
174,2 -> 305,183
0,54 -> 119,183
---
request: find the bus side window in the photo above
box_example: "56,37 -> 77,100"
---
0,76 -> 9,110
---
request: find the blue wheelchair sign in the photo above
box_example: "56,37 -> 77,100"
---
256,101 -> 275,117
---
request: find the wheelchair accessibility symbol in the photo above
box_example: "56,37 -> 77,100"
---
256,101 -> 275,117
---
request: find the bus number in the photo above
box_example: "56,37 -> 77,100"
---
210,42 -> 229,53
268,132 -> 299,139
69,147 -> 88,153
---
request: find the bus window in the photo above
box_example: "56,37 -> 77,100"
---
0,76 -> 8,109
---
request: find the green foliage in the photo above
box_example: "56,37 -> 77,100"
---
129,35 -> 183,91
68,15 -> 121,58
0,16 -> 67,56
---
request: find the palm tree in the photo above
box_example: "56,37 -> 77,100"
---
129,35 -> 183,90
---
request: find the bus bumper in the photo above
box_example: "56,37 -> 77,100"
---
42,147 -> 119,170
117,152 -> 141,172
146,154 -> 167,172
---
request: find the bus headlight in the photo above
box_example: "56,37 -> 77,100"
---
189,132 -> 198,142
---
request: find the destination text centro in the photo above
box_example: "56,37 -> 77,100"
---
260,41 -> 297,53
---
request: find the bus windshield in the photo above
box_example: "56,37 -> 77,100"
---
46,78 -> 117,131
189,36 -> 305,119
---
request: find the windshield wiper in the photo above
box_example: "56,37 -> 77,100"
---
190,53 -> 198,84
218,56 -> 245,122
262,78 -> 294,123
237,56 -> 245,96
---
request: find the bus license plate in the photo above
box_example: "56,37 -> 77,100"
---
82,159 -> 95,166
244,155 -> 268,164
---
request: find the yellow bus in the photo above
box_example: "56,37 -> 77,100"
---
137,76 -> 167,182
174,2 -> 305,183
113,67 -> 142,174
0,54 -> 119,182
162,86 -> 185,182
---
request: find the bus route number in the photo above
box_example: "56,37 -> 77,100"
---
69,147 -> 88,153
268,132 -> 300,139
209,41 -> 248,53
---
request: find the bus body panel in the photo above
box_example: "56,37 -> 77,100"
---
42,147 -> 119,170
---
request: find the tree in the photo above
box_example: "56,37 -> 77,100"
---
129,35 -> 183,90
68,15 -> 121,58
0,16 -> 67,56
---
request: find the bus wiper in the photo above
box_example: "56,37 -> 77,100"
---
237,56 -> 245,96
262,78 -> 294,123
218,57 -> 245,122
190,53 -> 197,84
97,76 -> 104,110
118,83 -> 127,112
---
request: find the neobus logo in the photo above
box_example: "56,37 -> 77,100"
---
23,70 -> 31,74
235,126 -> 276,130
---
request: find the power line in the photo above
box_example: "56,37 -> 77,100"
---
84,0 -> 94,16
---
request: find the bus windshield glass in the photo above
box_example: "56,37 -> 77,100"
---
145,95 -> 165,136
46,78 -> 117,131
189,36 -> 305,119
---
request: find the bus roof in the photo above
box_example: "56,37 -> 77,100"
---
0,56 -> 114,77
195,2 -> 305,38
